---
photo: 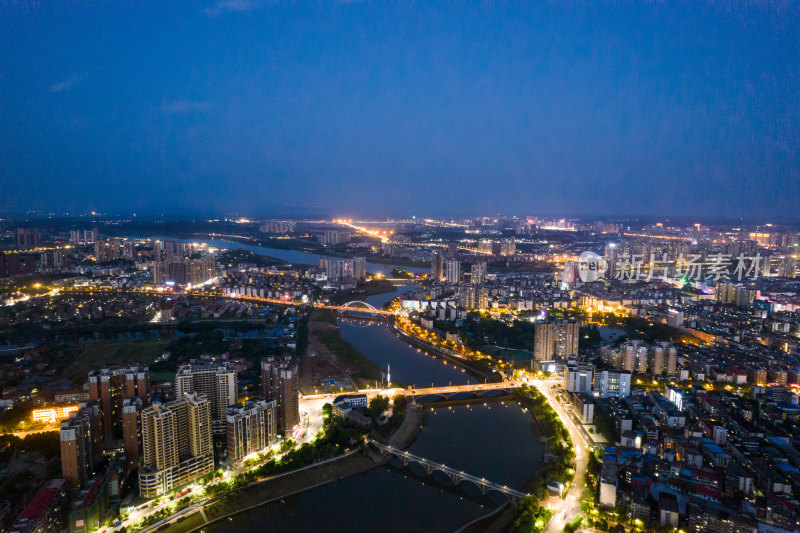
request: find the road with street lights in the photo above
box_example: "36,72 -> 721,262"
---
532,378 -> 590,533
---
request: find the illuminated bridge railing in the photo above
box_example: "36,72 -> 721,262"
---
370,441 -> 527,500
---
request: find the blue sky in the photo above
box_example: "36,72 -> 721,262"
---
1,1 -> 798,219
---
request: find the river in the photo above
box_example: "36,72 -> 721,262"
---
142,236 -> 429,276
179,247 -> 541,532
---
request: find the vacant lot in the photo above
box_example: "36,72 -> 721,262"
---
301,309 -> 382,392
65,339 -> 170,383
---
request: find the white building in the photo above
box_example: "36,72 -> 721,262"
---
597,370 -> 631,398
563,364 -> 594,393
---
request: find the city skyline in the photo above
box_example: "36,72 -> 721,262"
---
2,3 -> 799,218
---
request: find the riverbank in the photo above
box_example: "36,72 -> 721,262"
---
389,321 -> 497,383
301,309 -> 383,392
168,405 -> 425,533
327,279 -> 397,305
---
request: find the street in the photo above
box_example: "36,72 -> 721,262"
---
533,379 -> 590,533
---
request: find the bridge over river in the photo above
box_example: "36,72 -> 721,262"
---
300,381 -> 521,402
370,441 -> 528,501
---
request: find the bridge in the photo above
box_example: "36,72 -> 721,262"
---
300,381 -> 520,401
370,441 -> 527,501
216,294 -> 394,315
335,300 -> 384,318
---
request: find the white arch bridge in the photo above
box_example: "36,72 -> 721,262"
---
369,441 -> 527,501
334,300 -> 390,318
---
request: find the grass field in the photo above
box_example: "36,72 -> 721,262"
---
65,340 -> 170,384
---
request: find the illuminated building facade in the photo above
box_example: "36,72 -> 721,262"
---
138,392 -> 213,498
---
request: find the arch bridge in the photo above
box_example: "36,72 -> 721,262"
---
370,441 -> 527,501
330,300 -> 391,318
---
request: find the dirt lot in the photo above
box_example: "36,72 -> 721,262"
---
300,310 -> 359,394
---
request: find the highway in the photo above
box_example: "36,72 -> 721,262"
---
533,378 -> 590,533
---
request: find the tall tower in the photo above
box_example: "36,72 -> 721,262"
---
59,404 -> 102,490
554,319 -> 580,359
652,343 -> 666,376
445,260 -> 461,283
431,252 -> 444,281
534,321 -> 554,361
279,367 -> 300,436
139,392 -> 213,498
666,345 -> 678,376
174,362 -> 237,434
226,399 -> 278,462
88,366 -> 150,440
471,262 -> 487,285
122,398 -> 142,466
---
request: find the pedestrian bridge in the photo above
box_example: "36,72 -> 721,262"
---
369,441 -> 527,501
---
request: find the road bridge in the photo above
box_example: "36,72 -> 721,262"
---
370,441 -> 527,501
300,381 -> 520,402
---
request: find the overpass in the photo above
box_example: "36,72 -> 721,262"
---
370,441 -> 527,501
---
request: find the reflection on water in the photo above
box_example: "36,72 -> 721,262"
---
211,404 -> 541,533
143,236 -> 429,275
197,279 -> 541,532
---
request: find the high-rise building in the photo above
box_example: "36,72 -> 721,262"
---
88,366 -> 150,440
564,364 -> 594,393
535,320 -> 579,360
666,345 -> 678,376
637,345 -> 649,374
279,367 -> 300,435
261,356 -> 288,402
534,321 -> 554,361
604,243 -> 618,277
500,238 -> 516,256
122,398 -> 142,466
354,256 -> 366,281
83,228 -> 97,244
554,319 -> 580,359
175,362 -> 237,434
60,404 -> 102,489
260,357 -> 299,435
16,228 -> 40,247
123,240 -> 136,259
152,239 -> 164,263
152,261 -> 165,285
447,243 -> 458,258
780,255 -> 798,278
40,249 -> 64,270
139,392 -> 214,498
70,229 -> 82,244
457,285 -> 475,309
471,262 -> 487,285
94,239 -> 121,263
445,260 -> 461,283
431,252 -> 444,281
621,341 -> 639,373
325,257 -> 366,283
226,399 -> 278,462
476,286 -> 490,309
166,259 -> 188,284
318,230 -> 351,246
164,241 -> 186,261
652,342 -> 668,376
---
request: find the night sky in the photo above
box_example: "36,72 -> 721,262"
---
1,2 -> 798,219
